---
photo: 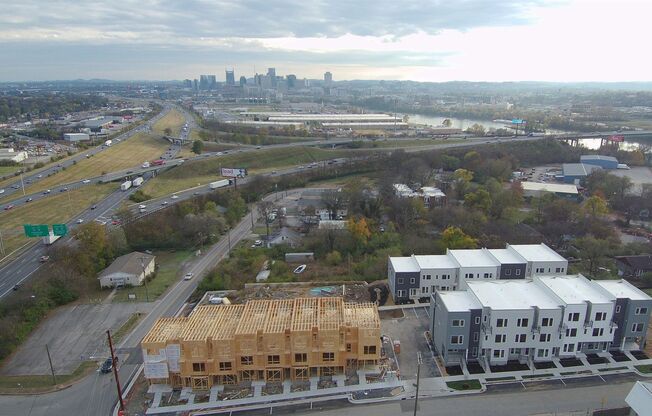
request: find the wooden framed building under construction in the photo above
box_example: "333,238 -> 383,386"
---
141,297 -> 381,389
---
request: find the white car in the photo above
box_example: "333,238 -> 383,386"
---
293,264 -> 307,274
161,201 -> 168,205
138,204 -> 147,209
82,179 -> 91,184
171,195 -> 179,199
183,272 -> 194,280
76,218 -> 84,224
0,189 -> 4,194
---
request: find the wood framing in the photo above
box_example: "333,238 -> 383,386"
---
141,297 -> 381,389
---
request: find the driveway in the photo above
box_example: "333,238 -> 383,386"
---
0,302 -> 152,376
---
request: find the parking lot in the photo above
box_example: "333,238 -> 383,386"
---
380,305 -> 440,380
0,302 -> 153,376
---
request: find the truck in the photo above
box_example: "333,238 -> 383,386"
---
120,180 -> 132,191
209,179 -> 230,189
42,233 -> 60,245
151,159 -> 165,166
141,161 -> 150,168
104,139 -> 112,147
132,177 -> 144,187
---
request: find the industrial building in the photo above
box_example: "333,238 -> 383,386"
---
141,298 -> 381,389
63,132 -> 90,142
580,154 -> 619,169
561,163 -> 602,184
0,148 -> 28,162
388,243 -> 568,303
520,181 -> 579,200
430,275 -> 652,369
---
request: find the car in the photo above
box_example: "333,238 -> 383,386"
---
4,204 -> 14,210
126,171 -> 133,174
12,184 -> 19,189
138,204 -> 147,209
184,272 -> 194,280
193,192 -> 200,196
76,219 -> 84,224
43,189 -> 51,194
25,198 -> 33,203
13,284 -> 21,291
256,146 -> 261,149
0,189 -> 4,194
57,164 -> 62,168
254,240 -> 263,246
91,205 -> 97,210
171,195 -> 179,199
217,152 -> 223,156
161,201 -> 168,205
293,264 -> 307,274
82,179 -> 91,184
36,174 -> 43,178
60,188 -> 68,192
111,220 -> 121,225
100,358 -> 114,374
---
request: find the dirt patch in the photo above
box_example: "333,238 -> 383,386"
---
232,281 -> 371,304
379,309 -> 405,319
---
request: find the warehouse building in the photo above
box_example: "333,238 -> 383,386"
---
561,163 -> 602,184
520,181 -> 579,200
388,243 -> 568,303
430,275 -> 652,369
580,154 -> 619,169
141,298 -> 381,389
63,132 -> 90,142
0,148 -> 28,162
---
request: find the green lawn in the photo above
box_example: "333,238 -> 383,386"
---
111,250 -> 194,302
139,146 -> 355,198
0,165 -> 21,178
0,361 -> 96,393
446,379 -> 482,390
635,364 -> 652,373
152,109 -> 186,137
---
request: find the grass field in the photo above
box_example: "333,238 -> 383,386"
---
0,166 -> 21,178
140,146 -> 354,198
111,250 -> 194,302
446,379 -> 482,390
152,109 -> 186,137
0,361 -> 96,393
24,133 -> 170,195
0,183 -> 115,255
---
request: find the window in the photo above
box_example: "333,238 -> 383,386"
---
421,286 -> 429,294
473,332 -> 479,341
192,362 -> 206,372
397,290 -> 405,298
515,269 -> 521,276
364,346 -> 377,355
495,334 -> 506,343
505,269 -> 512,276
636,307 -> 648,315
322,352 -> 335,362
452,319 -> 465,327
493,350 -> 504,358
268,355 -> 280,365
451,335 -> 464,344
517,318 -> 529,327
295,353 -> 307,363
484,273 -> 490,278
632,323 -> 644,332
568,313 -> 580,322
542,318 -> 553,327
595,312 -> 606,321
240,356 -> 253,365
409,288 -> 419,296
566,328 -> 577,337
555,268 -> 562,273
346,343 -> 352,352
539,333 -> 551,342
410,278 -> 416,284
537,349 -> 549,358
424,274 -> 431,280
515,334 -> 526,343
563,343 -> 575,353
219,362 -> 232,371
592,328 -> 604,337
432,285 -> 436,293
615,305 -> 621,314
496,318 -> 508,327
475,316 -> 481,324
397,278 -> 404,284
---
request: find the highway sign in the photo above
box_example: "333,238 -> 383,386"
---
511,119 -> 526,125
23,224 -> 50,238
221,167 -> 247,178
52,223 -> 68,236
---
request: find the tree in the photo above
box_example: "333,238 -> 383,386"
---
439,226 -> 478,249
464,188 -> 492,214
582,195 -> 609,219
465,123 -> 486,136
192,140 -> 203,155
574,236 -> 612,276
225,193 -> 246,226
442,118 -> 452,127
257,200 -> 276,240
321,189 -> 347,220
163,127 -> 172,136
347,217 -> 372,247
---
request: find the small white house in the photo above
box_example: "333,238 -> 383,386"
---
99,252 -> 156,288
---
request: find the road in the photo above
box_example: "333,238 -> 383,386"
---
0,106 -> 170,201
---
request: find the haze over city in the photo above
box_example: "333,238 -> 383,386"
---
2,0 -> 652,82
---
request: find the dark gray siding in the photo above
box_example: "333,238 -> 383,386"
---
468,308 -> 482,360
498,263 -> 527,280
394,271 -> 420,302
611,297 -> 628,348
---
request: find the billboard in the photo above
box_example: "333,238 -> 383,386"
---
221,167 -> 247,178
609,135 -> 625,142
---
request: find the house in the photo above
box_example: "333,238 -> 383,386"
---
98,252 -> 155,288
614,255 -> 652,278
388,243 -> 568,303
266,227 -> 302,248
393,183 -> 446,207
430,275 -> 652,369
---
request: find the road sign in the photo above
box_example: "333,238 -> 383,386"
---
23,224 -> 50,238
221,167 -> 247,178
511,119 -> 526,125
52,224 -> 68,236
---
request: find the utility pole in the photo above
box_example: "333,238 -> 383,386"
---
0,229 -> 5,256
20,172 -> 26,196
107,330 -> 126,413
45,344 -> 57,385
140,256 -> 150,302
413,351 -> 422,416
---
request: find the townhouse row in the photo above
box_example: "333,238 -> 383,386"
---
388,243 -> 568,303
430,275 -> 652,369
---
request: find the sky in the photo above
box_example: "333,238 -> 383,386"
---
1,0 -> 651,82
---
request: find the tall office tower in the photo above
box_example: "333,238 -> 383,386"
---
225,69 -> 235,85
267,68 -> 277,87
286,74 -> 297,89
239,76 -> 247,86
199,75 -> 210,90
193,79 -> 198,91
183,79 -> 192,88
324,71 -> 333,86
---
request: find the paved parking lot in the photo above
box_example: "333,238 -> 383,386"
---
1,302 -> 152,375
380,305 -> 440,380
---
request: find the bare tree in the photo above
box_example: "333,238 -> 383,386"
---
321,189 -> 347,220
258,200 -> 276,241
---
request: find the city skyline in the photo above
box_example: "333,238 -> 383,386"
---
1,0 -> 652,82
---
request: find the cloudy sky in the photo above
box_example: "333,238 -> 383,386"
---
1,0 -> 651,82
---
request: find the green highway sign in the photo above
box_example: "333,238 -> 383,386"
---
23,224 -> 50,238
52,224 -> 68,236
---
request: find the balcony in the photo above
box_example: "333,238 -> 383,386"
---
531,325 -> 541,334
584,320 -> 594,328
481,324 -> 492,335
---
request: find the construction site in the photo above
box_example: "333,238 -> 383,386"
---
141,297 -> 384,393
